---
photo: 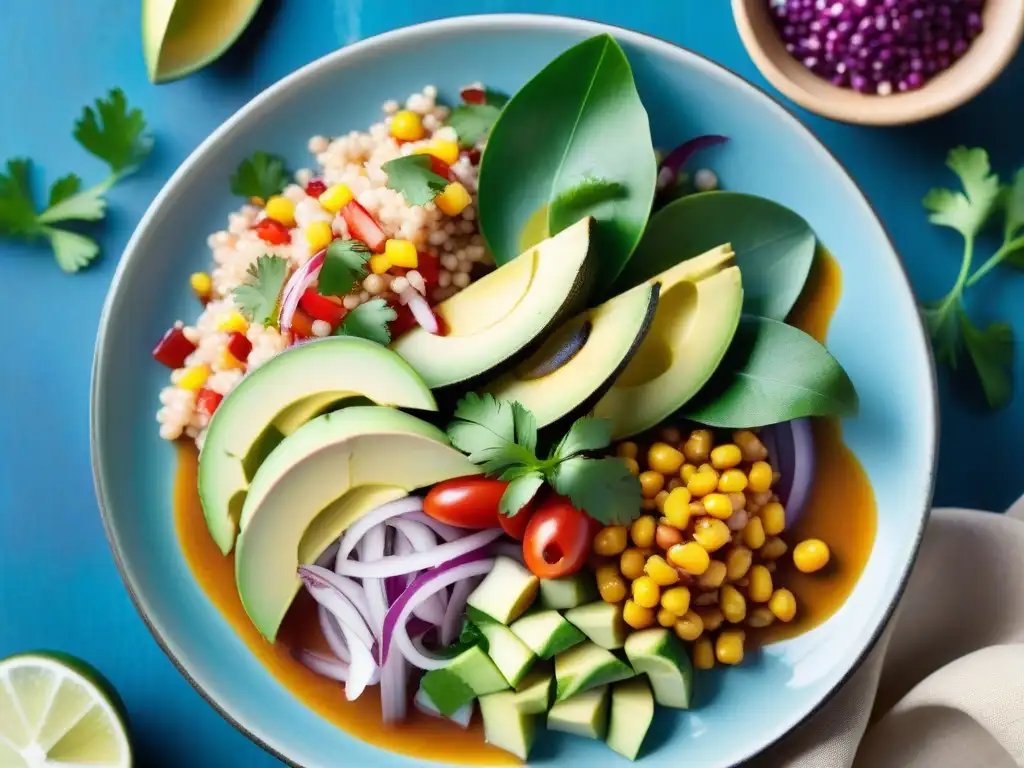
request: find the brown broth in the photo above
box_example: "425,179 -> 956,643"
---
171,246 -> 874,761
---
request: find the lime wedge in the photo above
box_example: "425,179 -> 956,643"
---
0,652 -> 131,767
142,0 -> 265,84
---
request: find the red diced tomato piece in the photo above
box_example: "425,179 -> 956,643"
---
464,148 -> 482,166
290,307 -> 315,340
416,251 -> 440,287
195,388 -> 224,419
226,331 -> 252,363
253,217 -> 292,245
341,201 -> 387,253
152,326 -> 196,369
460,86 -> 486,104
299,288 -> 347,327
429,156 -> 454,181
388,303 -> 418,339
305,179 -> 328,198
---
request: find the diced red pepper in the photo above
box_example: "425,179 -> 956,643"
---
305,179 -> 328,198
416,251 -> 440,287
388,302 -> 418,339
428,156 -> 455,181
195,388 -> 224,419
290,307 -> 316,340
152,326 -> 196,369
253,217 -> 292,245
463,148 -> 482,166
299,287 -> 347,327
460,86 -> 486,105
341,201 -> 387,253
227,331 -> 252,363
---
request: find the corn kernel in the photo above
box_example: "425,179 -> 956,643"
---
264,195 -> 296,227
369,254 -> 391,274
716,630 -> 745,665
596,564 -> 627,603
743,517 -> 766,550
648,442 -> 684,474
631,576 -> 661,609
761,501 -> 787,536
623,599 -> 656,629
690,501 -> 707,518
693,518 -> 730,552
680,463 -> 698,483
667,542 -> 710,575
630,515 -> 656,547
178,364 -> 211,392
793,539 -> 831,573
693,637 -> 715,669
655,524 -> 683,551
663,488 -> 692,529
675,610 -> 704,641
687,470 -> 719,498
657,607 -> 677,628
699,560 -> 728,589
733,430 -> 768,462
683,430 -> 712,463
616,441 -> 638,460
622,457 -> 640,476
652,491 -> 670,514
725,545 -> 753,582
435,181 -> 472,216
317,183 -> 354,214
720,584 -> 747,623
747,461 -> 774,493
702,493 -> 733,520
190,272 -> 212,301
305,220 -> 333,252
697,463 -> 717,477
710,444 -> 743,469
593,526 -> 628,557
761,536 -> 789,560
745,566 -> 772,605
718,469 -> 748,494
747,607 -> 775,628
694,589 -> 719,607
384,239 -> 419,268
620,548 -> 647,581
769,588 -> 797,622
390,110 -> 425,141
217,311 -> 248,334
423,139 -> 460,164
696,607 -> 724,632
660,586 -> 691,616
639,471 -> 665,499
644,555 -> 679,587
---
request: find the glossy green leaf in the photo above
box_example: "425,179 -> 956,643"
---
478,34 -> 656,295
615,192 -> 816,322
683,316 -> 858,428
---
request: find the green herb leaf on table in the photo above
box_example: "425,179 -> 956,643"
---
382,155 -> 449,206
333,298 -> 397,345
1000,170 -> 1024,269
318,239 -> 370,296
616,191 -> 816,322
549,457 -> 642,526
230,150 -> 289,201
447,104 -> 502,147
232,255 -> 290,326
0,159 -> 42,237
922,147 -> 1002,238
48,229 -> 101,273
960,313 -> 1013,408
73,89 -> 154,178
478,33 -> 657,296
499,471 -> 545,518
683,316 -> 859,428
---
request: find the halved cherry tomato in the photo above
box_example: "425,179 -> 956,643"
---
299,287 -> 347,327
498,501 -> 535,542
424,477 -> 505,529
523,496 -> 591,579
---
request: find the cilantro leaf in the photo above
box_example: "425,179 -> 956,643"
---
923,147 -> 1002,238
37,185 -> 106,225
510,402 -> 537,456
960,311 -> 1013,408
48,174 -> 82,207
319,239 -> 370,296
73,88 -> 153,178
923,298 -> 961,370
447,393 -> 515,457
551,417 -> 613,461
46,228 -> 100,273
382,155 -> 449,206
230,151 -> 289,200
549,457 -> 642,526
333,298 -> 396,345
1003,168 -> 1024,242
478,444 -> 537,476
232,255 -> 290,326
0,159 -> 41,237
499,472 -> 545,517
483,88 -> 509,108
447,104 -> 502,147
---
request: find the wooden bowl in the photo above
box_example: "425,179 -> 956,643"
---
732,0 -> 1024,125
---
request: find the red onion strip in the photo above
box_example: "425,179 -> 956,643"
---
318,606 -> 352,663
335,497 -> 424,566
439,577 -> 478,647
489,539 -> 526,562
390,518 -> 449,617
295,649 -> 349,682
343,627 -> 381,700
298,566 -> 376,651
402,510 -> 464,542
658,135 -> 729,184
406,291 -> 441,334
303,565 -> 374,631
356,525 -> 389,637
278,250 -> 325,333
380,646 -> 408,723
763,419 -> 815,525
336,529 -> 503,578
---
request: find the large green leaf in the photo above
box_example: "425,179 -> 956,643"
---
615,192 -> 816,321
683,316 -> 858,427
478,34 -> 657,295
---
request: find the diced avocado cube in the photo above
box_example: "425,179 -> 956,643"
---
624,628 -> 693,709
414,685 -> 474,729
554,641 -> 634,702
514,667 -> 554,715
421,646 -> 509,716
467,556 -> 539,624
474,617 -> 537,687
510,609 -> 586,659
565,601 -> 629,650
607,678 -> 655,761
539,572 -> 596,610
548,685 -> 610,740
479,690 -> 539,761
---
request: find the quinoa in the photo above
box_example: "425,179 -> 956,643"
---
156,86 -> 491,447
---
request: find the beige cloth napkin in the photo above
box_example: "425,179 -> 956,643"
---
751,498 -> 1024,768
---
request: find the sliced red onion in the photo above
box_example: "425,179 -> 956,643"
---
336,528 -> 503,578
658,135 -> 729,188
403,288 -> 441,334
764,419 -> 815,526
386,533 -> 415,605
295,648 -> 349,682
415,686 -> 473,729
303,565 -> 375,631
344,626 -> 381,700
380,553 -> 495,669
318,606 -> 352,663
391,519 -> 449,620
380,647 -> 408,723
439,577 -> 479,647
336,497 -> 424,566
356,525 -> 389,637
279,249 -> 325,333
403,510 -> 464,542
489,539 -> 526,562
299,566 -> 376,652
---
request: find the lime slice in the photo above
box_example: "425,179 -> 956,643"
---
0,652 -> 131,767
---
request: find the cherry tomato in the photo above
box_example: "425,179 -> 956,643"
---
498,497 -> 536,541
523,496 -> 591,579
424,477 -> 505,529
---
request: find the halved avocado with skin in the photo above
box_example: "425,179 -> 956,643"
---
482,280 -> 659,428
198,337 -> 436,556
235,406 -> 480,642
594,244 -> 743,438
391,217 -> 596,389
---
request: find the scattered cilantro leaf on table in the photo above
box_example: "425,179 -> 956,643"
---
230,151 -> 289,201
333,298 -> 396,345
318,239 -> 370,296
447,104 -> 502,147
0,89 -> 152,273
382,155 -> 449,206
233,255 -> 289,326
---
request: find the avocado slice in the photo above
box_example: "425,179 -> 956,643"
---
514,667 -> 554,715
624,628 -> 694,709
554,642 -> 634,702
564,601 -> 629,650
466,556 -> 539,625
235,407 -> 478,641
391,217 -> 596,388
538,572 -> 596,611
199,337 -> 436,555
482,281 -> 659,428
607,678 -> 655,761
594,244 -> 743,438
548,685 -> 610,740
421,646 -> 509,717
510,610 -> 586,659
472,615 -> 537,687
479,690 -> 539,760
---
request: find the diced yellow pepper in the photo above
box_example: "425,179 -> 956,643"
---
435,182 -> 472,216
318,184 -> 354,214
414,139 -> 460,165
220,349 -> 245,371
369,254 -> 391,275
178,364 -> 210,391
264,195 -> 296,227
384,239 -> 419,268
217,311 -> 248,334
305,220 -> 333,253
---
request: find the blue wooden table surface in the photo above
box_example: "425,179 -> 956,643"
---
1,1 -> 1021,765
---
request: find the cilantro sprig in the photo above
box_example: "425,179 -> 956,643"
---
233,255 -> 290,326
382,155 -> 449,206
318,239 -> 370,296
921,147 -> 1022,408
448,104 -> 502,148
0,89 -> 152,273
230,151 -> 289,201
446,393 -> 642,525
332,298 -> 397,346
